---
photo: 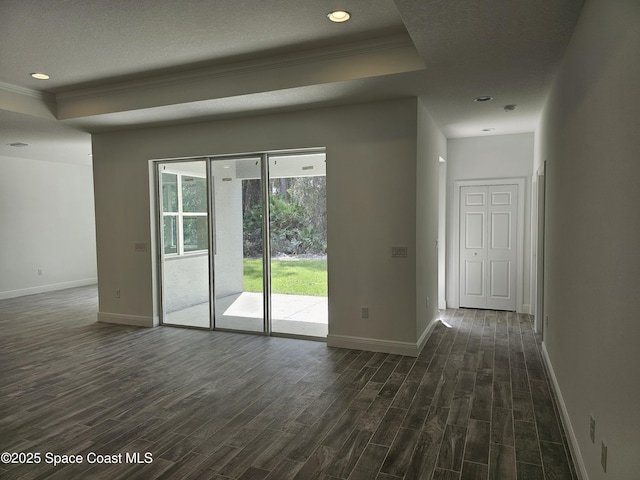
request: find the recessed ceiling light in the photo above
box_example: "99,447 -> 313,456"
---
8,142 -> 29,147
327,10 -> 351,23
482,128 -> 495,132
504,104 -> 517,112
30,72 -> 50,80
474,96 -> 493,102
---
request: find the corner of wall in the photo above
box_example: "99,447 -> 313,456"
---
416,95 -> 446,342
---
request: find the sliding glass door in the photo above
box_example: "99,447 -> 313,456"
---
211,156 -> 266,333
157,150 -> 327,338
158,160 -> 212,328
269,153 -> 328,337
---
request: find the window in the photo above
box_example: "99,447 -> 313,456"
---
162,172 -> 208,255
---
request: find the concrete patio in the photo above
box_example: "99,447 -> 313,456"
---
164,292 -> 328,337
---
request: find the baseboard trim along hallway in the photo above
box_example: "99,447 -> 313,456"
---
541,343 -> 587,480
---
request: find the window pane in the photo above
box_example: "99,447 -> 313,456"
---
162,173 -> 178,212
182,176 -> 207,212
163,215 -> 178,254
183,216 -> 208,252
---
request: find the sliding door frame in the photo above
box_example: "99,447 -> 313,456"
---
155,158 -> 214,330
260,153 -> 272,335
154,147 -> 326,337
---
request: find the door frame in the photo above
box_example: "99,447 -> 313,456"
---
452,177 -> 526,312
533,162 -> 546,334
155,158 -> 214,330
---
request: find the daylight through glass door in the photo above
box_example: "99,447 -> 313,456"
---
158,160 -> 212,328
269,153 -> 328,338
157,150 -> 327,338
211,157 -> 266,333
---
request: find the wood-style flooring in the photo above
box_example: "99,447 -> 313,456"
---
0,286 -> 577,480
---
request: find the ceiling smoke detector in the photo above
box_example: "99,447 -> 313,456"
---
504,104 -> 517,112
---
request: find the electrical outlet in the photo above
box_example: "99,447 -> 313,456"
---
37,268 -> 44,276
590,415 -> 595,443
115,289 -> 121,299
601,441 -> 607,472
361,307 -> 369,319
391,246 -> 408,258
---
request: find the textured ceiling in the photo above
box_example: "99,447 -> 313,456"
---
0,0 -> 584,165
395,0 -> 585,137
0,0 -> 407,91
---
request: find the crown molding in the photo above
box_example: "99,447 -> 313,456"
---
0,81 -> 56,103
56,34 -> 421,102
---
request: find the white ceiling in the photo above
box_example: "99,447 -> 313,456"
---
0,0 -> 584,165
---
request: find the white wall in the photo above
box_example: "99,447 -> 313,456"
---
536,0 -> 640,478
92,98 -> 440,355
416,97 -> 447,343
0,155 -> 97,299
446,133 -> 534,312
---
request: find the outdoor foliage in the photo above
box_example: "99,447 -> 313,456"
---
243,176 -> 327,257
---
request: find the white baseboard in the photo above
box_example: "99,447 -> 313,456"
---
0,278 -> 97,300
327,319 -> 439,357
521,303 -> 531,315
327,334 -> 420,356
97,312 -> 155,328
541,343 -> 588,480
418,317 -> 439,353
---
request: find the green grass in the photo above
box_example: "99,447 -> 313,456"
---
244,259 -> 327,296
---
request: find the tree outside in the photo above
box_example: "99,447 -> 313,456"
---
243,176 -> 327,258
242,176 -> 327,296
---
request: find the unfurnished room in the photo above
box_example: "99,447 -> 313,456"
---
1,1 -> 639,479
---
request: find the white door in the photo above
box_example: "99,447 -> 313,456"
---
459,184 -> 517,310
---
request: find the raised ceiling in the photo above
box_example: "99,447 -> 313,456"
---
0,0 -> 584,165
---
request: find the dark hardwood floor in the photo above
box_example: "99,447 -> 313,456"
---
0,286 -> 577,480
